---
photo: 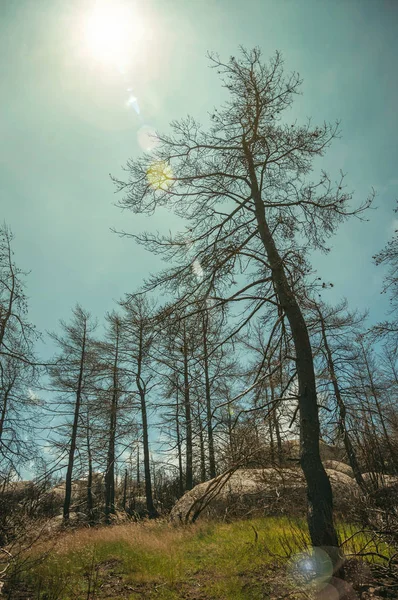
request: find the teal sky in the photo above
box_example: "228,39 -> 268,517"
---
1,0 -> 397,350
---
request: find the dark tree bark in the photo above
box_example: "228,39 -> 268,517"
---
104,317 -> 121,522
0,382 -> 13,444
182,321 -> 193,491
63,317 -> 87,521
122,468 -> 128,511
315,304 -> 366,490
119,296 -> 158,517
196,398 -> 207,482
136,321 -> 157,517
359,338 -> 398,474
244,139 -> 339,550
202,312 -> 217,479
0,225 -> 38,474
48,305 -> 96,522
175,385 -> 184,497
86,411 -> 94,524
136,443 -> 141,489
269,377 -> 283,464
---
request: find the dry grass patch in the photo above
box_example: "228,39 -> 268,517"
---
4,517 -> 396,600
34,519 -> 189,556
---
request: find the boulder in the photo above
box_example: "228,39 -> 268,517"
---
170,467 -> 359,523
323,460 -> 354,478
280,439 -> 345,462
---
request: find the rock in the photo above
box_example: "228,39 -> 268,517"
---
323,460 -> 354,478
281,439 -> 345,463
170,467 -> 360,523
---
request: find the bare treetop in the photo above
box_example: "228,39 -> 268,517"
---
113,49 -> 373,317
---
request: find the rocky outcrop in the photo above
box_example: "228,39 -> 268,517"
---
280,439 -> 346,463
170,467 -> 359,523
323,460 -> 354,477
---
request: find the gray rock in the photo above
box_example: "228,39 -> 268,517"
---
170,467 -> 359,523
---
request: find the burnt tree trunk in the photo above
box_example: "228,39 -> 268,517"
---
183,322 -> 193,491
105,323 -> 120,523
360,340 -> 398,474
197,399 -> 207,482
63,319 -> 87,521
86,412 -> 94,524
175,384 -> 184,496
202,312 -> 217,479
244,139 -> 340,555
136,323 -> 158,518
316,305 -> 366,490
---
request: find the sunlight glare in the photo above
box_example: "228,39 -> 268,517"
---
83,1 -> 144,71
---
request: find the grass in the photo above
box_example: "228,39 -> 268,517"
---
5,517 -> 396,600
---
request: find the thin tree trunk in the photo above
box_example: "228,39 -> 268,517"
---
136,443 -> 140,489
86,419 -> 94,524
0,381 -> 13,443
0,239 -> 15,350
269,417 -> 275,463
136,322 -> 157,518
227,398 -> 235,465
197,400 -> 207,482
316,306 -> 366,490
244,139 -> 339,555
105,393 -> 117,521
183,322 -> 193,491
269,377 -> 283,465
175,385 -> 184,496
360,341 -> 398,473
105,325 -> 119,523
273,410 -> 283,465
202,312 -> 216,479
63,320 -> 87,521
264,384 -> 275,462
122,468 -> 128,511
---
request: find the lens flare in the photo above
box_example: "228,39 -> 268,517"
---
146,161 -> 173,191
289,548 -> 333,591
192,259 -> 204,281
126,94 -> 140,114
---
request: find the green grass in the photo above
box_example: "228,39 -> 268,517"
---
6,517 -> 395,600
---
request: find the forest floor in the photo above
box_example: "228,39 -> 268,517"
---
4,516 -> 398,600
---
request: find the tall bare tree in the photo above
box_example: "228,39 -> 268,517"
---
0,224 -> 39,477
373,201 -> 398,340
93,312 -> 125,522
120,296 -> 158,517
48,305 -> 97,521
113,48 -> 373,557
306,299 -> 366,490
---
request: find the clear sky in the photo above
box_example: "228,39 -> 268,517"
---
1,0 -> 397,352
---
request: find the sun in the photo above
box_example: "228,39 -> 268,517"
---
82,1 -> 144,72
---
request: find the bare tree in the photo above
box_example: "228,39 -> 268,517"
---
105,313 -> 122,521
120,295 -> 158,517
113,48 -> 373,557
373,201 -> 398,340
48,305 -> 97,521
306,298 -> 367,490
0,224 -> 40,477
